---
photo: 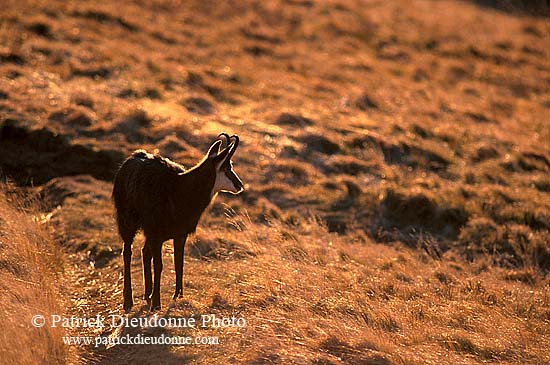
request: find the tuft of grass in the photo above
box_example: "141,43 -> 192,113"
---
0,187 -> 66,364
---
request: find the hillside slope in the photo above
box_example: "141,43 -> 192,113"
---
1,0 -> 549,363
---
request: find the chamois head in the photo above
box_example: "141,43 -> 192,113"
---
206,133 -> 244,196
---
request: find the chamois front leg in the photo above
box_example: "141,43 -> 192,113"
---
150,242 -> 163,311
173,235 -> 188,300
142,245 -> 153,304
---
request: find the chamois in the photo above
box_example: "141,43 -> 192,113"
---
112,134 -> 244,311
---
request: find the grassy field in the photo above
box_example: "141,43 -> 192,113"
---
0,0 -> 549,363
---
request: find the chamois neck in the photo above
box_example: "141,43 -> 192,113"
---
177,159 -> 216,204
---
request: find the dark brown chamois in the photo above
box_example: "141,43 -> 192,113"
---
112,134 -> 244,311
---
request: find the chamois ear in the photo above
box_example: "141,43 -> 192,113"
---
206,140 -> 223,159
213,141 -> 235,167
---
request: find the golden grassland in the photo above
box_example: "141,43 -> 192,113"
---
43,190 -> 550,364
0,0 -> 549,363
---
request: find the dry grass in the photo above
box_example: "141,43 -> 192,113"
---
58,204 -> 550,363
0,187 -> 66,364
1,0 -> 550,363
182,219 -> 550,364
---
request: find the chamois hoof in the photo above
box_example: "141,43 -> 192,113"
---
123,299 -> 133,313
172,289 -> 183,300
150,296 -> 161,311
150,303 -> 161,311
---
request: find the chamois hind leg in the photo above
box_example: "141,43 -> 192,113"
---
142,244 -> 153,304
173,235 -> 188,300
150,241 -> 163,311
121,225 -> 137,312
